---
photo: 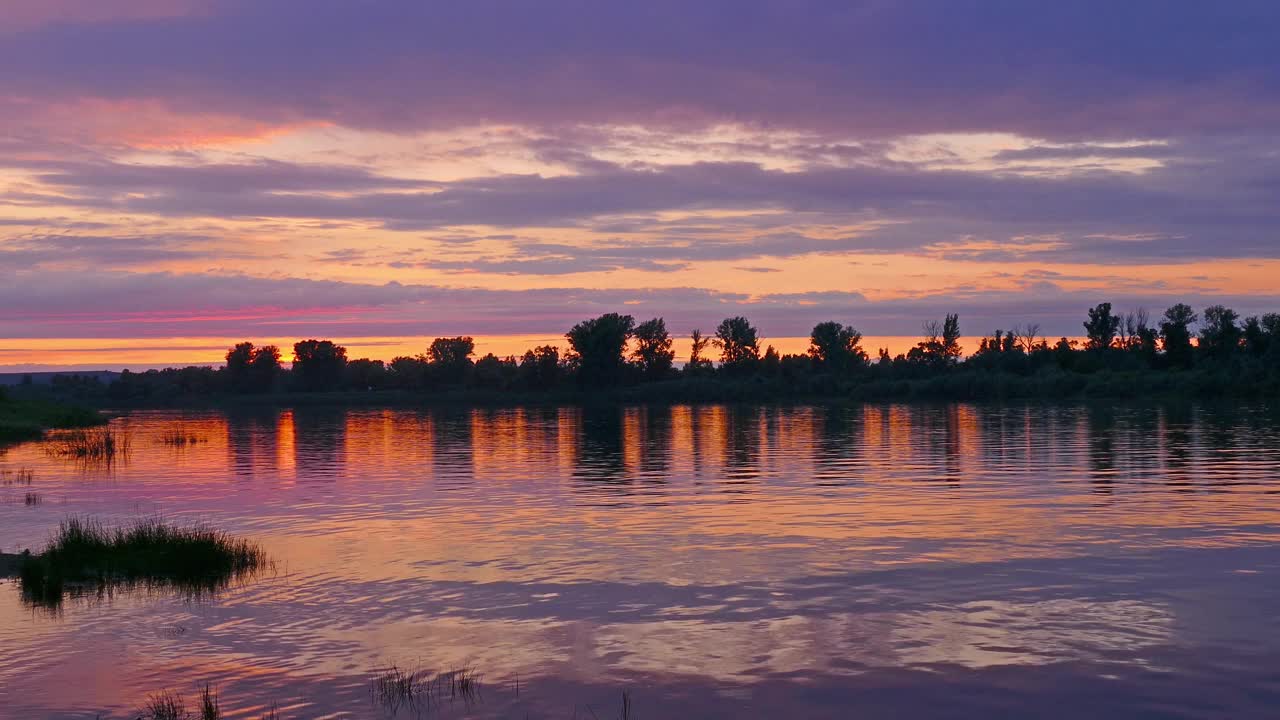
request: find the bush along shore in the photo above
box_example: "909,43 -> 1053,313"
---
1,517 -> 266,609
0,388 -> 105,443
10,302 -> 1280,409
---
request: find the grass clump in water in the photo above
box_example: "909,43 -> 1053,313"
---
24,492 -> 41,506
9,517 -> 265,608
45,428 -> 131,460
371,663 -> 483,714
158,429 -> 206,447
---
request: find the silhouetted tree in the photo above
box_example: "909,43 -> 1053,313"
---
913,314 -> 962,367
292,339 -> 348,391
761,345 -> 781,376
1199,305 -> 1241,358
1053,337 -> 1078,370
808,321 -> 867,372
566,313 -> 635,386
1160,304 -> 1198,368
1014,323 -> 1042,353
632,317 -> 675,380
473,353 -> 517,389
1083,302 -> 1121,351
1243,316 -> 1268,357
714,316 -> 760,371
686,329 -> 713,374
1241,314 -> 1279,360
387,355 -> 429,389
519,345 -> 561,389
344,358 -> 386,390
225,342 -> 280,393
427,336 -> 475,384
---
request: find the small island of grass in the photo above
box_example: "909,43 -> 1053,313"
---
1,517 -> 266,608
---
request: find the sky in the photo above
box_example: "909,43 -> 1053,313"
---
3,1 -> 1279,370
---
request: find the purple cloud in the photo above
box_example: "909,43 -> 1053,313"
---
1,1 -> 1278,139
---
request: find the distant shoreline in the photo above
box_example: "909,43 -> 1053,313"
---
22,370 -> 1277,414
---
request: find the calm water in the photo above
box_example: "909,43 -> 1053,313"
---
2,404 -> 1280,719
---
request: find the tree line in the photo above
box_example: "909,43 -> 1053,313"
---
81,301 -> 1280,403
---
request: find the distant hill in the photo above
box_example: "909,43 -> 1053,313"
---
0,371 -> 121,386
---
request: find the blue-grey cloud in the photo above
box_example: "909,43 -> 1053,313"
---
1,1 -> 1278,140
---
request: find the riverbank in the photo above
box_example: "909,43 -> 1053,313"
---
33,366 -> 1279,412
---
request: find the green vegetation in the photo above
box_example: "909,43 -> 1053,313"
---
14,301 -> 1280,407
4,517 -> 265,609
0,392 -> 104,442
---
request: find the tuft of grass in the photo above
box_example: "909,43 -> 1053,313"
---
371,662 -> 484,714
15,517 -> 266,609
24,492 -> 42,506
620,689 -> 632,720
260,702 -> 280,720
159,429 -> 206,447
142,691 -> 186,720
45,428 -> 131,460
200,684 -> 221,720
372,663 -> 424,713
446,665 -> 482,705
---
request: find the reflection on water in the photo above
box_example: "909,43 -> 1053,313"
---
2,404 -> 1280,718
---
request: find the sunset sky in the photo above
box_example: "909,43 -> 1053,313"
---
3,1 -> 1279,370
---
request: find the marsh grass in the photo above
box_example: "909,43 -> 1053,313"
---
158,429 -> 207,447
45,428 -> 131,460
24,492 -> 41,506
15,517 -> 266,609
142,691 -> 186,720
371,663 -> 483,714
200,684 -> 221,720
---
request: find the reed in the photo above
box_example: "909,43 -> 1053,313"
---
45,429 -> 131,460
200,684 -> 221,720
142,691 -> 186,720
1,468 -> 34,485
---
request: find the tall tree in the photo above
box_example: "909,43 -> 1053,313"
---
225,342 -> 279,393
632,317 -> 675,380
808,321 -> 867,372
914,314 -> 962,366
1160,304 -> 1198,368
565,313 -> 635,385
686,329 -> 713,373
1083,302 -> 1121,351
427,336 -> 475,384
249,344 -> 282,392
713,316 -> 760,369
519,345 -> 561,389
1199,305 -> 1241,358
224,342 -> 255,392
292,339 -> 348,391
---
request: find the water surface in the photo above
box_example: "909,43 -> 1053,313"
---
1,404 -> 1279,718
